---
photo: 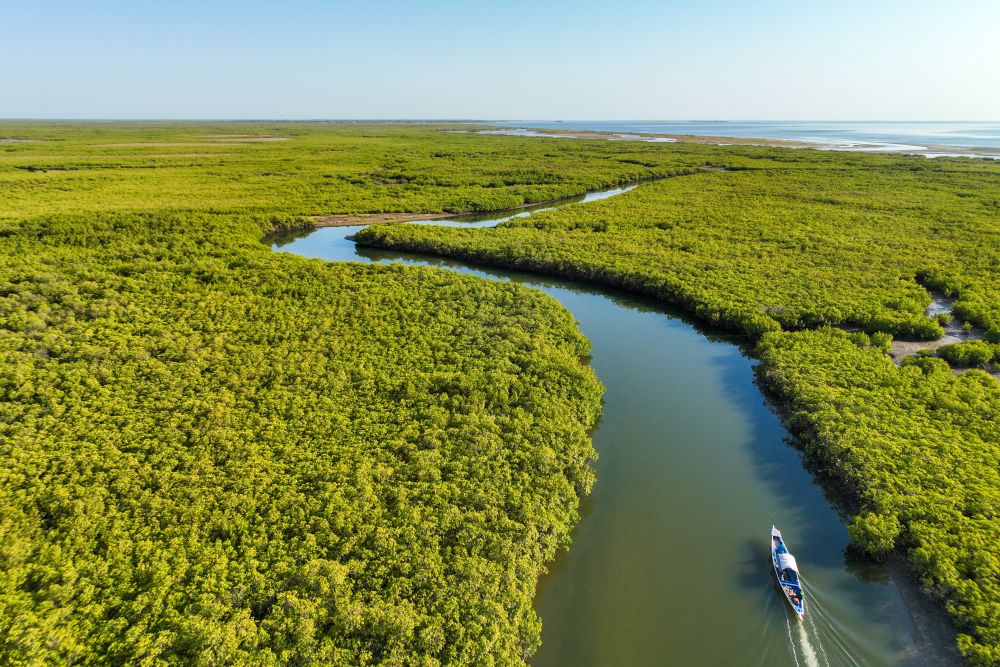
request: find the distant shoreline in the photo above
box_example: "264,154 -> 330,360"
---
476,124 -> 1000,159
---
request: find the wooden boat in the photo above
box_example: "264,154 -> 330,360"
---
771,526 -> 805,617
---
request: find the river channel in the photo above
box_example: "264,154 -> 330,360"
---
271,185 -> 959,666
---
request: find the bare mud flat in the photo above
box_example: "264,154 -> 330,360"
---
890,293 -> 997,377
890,338 -> 951,360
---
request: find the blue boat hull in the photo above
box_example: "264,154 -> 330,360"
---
771,527 -> 805,617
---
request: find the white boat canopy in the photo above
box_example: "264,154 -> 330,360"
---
777,553 -> 799,573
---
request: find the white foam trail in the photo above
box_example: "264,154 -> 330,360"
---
805,607 -> 831,666
797,619 -> 822,667
803,582 -> 863,667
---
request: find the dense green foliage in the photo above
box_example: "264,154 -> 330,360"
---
756,330 -> 999,665
355,143 -> 1000,661
0,122 -> 695,223
358,155 -> 1000,340
3,122 -> 999,663
0,209 -> 605,665
0,208 -> 607,665
936,340 -> 1000,369
0,124 -> 667,664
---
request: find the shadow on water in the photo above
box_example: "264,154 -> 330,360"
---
270,226 -> 316,248
843,547 -> 890,586
738,537 -> 775,590
704,346 -> 846,558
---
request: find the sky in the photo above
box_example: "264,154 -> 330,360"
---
3,0 -> 999,120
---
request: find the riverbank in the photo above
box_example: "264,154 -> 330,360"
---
272,157 -> 975,663
354,150 -> 1000,663
0,121 -> 730,665
355,225 -> 989,666
277,221 -> 963,667
3,121 -> 993,665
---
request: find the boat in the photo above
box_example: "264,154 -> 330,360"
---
771,526 -> 805,617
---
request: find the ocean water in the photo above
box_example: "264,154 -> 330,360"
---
490,121 -> 1000,155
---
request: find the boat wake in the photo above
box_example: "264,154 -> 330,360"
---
784,579 -> 869,667
781,602 -> 822,667
783,614 -> 802,667
795,616 -> 821,667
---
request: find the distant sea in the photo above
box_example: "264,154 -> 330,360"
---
489,121 -> 1000,157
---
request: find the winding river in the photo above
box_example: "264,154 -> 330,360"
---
271,185 -> 960,666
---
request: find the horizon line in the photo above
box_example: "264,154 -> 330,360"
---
2,118 -> 999,123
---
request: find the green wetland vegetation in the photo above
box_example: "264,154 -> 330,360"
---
1,122 -> 998,664
357,141 -> 1000,663
275,224 -> 962,666
358,152 -> 1000,339
0,124 -> 651,665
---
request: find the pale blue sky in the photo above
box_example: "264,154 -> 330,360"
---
4,0 -> 998,119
